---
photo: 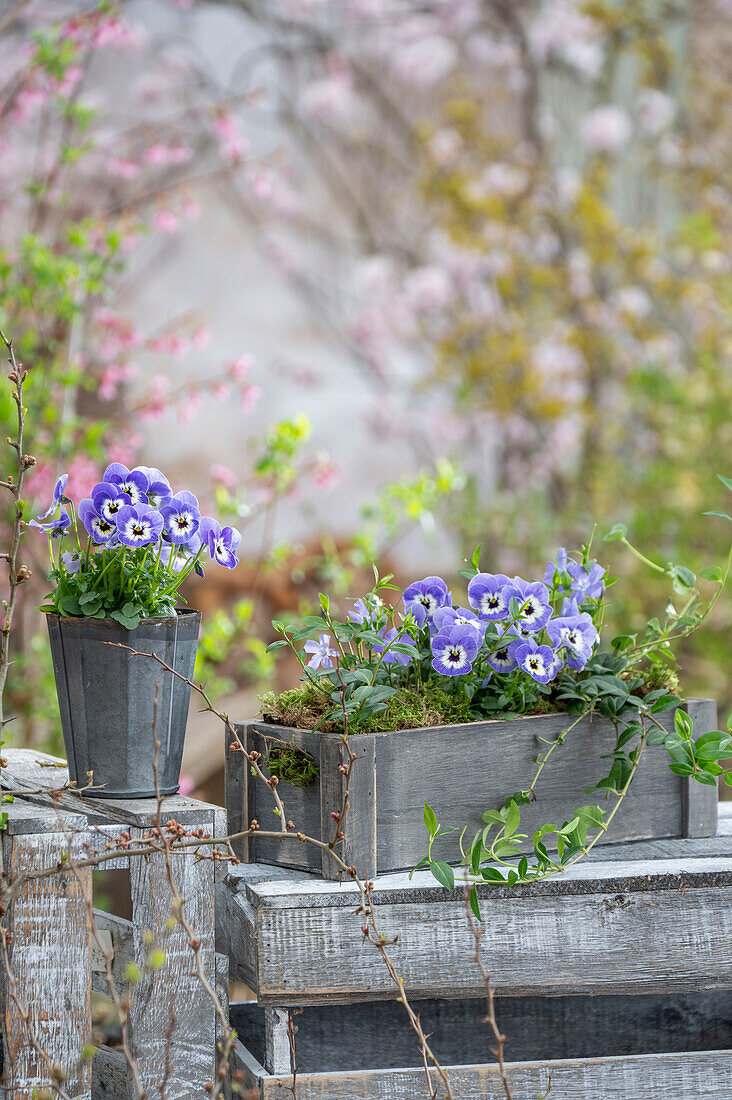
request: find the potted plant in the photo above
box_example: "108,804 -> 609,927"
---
30,464 -> 241,798
228,506 -> 731,881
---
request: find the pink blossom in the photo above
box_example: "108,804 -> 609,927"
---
151,333 -> 188,357
393,35 -> 458,86
580,106 -> 631,154
402,265 -> 454,314
191,327 -> 210,349
212,114 -> 239,142
143,143 -> 171,166
636,88 -> 676,136
212,382 -> 230,402
56,66 -> 84,97
211,463 -> 238,490
299,69 -> 358,127
179,391 -> 204,423
139,375 -> 170,422
181,197 -> 200,220
240,384 -> 262,412
67,455 -> 100,501
178,774 -> 195,797
228,355 -> 252,380
169,144 -> 193,165
153,209 -> 180,234
107,158 -> 141,181
220,138 -> 250,164
311,455 -> 343,491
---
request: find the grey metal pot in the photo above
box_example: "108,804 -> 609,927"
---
46,609 -> 201,798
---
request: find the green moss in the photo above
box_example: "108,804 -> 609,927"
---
259,680 -> 474,734
265,744 -> 319,787
639,663 -> 681,695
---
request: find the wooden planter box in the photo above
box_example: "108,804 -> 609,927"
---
226,698 -> 718,879
230,991 -> 732,1100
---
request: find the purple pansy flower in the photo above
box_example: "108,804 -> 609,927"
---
486,642 -> 518,674
116,504 -> 164,547
543,547 -> 568,589
160,491 -> 201,546
467,573 -> 516,622
431,625 -> 480,677
514,638 -> 560,684
567,561 -> 606,600
103,463 -> 149,505
36,473 -> 69,519
90,482 -> 130,524
561,595 -> 580,617
199,517 -> 241,569
433,605 -> 487,640
403,576 -> 451,626
28,510 -> 71,538
133,466 -> 172,507
78,498 -> 117,543
303,632 -> 338,670
547,613 -> 599,671
373,627 -> 416,666
510,578 -> 552,632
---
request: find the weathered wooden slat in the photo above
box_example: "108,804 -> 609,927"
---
91,1044 -> 130,1099
319,734 -> 376,880
1,748 -> 222,827
233,1044 -> 732,1100
264,1008 -> 292,1075
91,911 -> 133,996
683,699 -> 721,836
128,820 -> 219,1100
225,726 -> 249,864
232,990 -> 732,1074
227,858 -> 732,1003
0,830 -> 92,1100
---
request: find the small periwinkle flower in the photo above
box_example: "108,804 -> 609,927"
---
487,642 -> 518,674
161,491 -> 201,545
373,627 -> 416,666
116,503 -> 164,547
543,547 -> 569,589
134,466 -> 172,507
36,474 -> 69,520
513,638 -> 560,684
567,560 -> 606,600
431,624 -> 480,676
61,551 -> 82,574
348,594 -> 383,625
467,573 -> 515,621
303,632 -> 338,670
403,576 -> 451,626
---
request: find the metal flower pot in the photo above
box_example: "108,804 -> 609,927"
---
46,609 -> 201,798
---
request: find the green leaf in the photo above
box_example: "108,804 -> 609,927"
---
430,860 -> 455,891
604,523 -> 627,542
481,867 -> 506,883
318,592 -> 330,614
703,511 -> 732,522
718,474 -> 732,492
699,566 -> 723,582
423,803 -> 438,837
504,800 -> 521,838
266,639 -> 289,652
469,885 -> 482,922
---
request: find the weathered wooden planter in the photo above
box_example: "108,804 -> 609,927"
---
227,698 -> 719,879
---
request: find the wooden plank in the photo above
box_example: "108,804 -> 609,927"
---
91,911 -> 133,997
264,1008 -> 292,1075
319,735 -> 376,880
233,1046 -> 732,1100
682,698 -> 720,836
247,725 -> 322,872
1,830 -> 92,1100
230,860 -> 732,1003
128,820 -> 218,1100
232,990 -> 732,1074
1,748 -> 222,828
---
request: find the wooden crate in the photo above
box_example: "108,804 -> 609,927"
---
227,698 -> 719,879
0,750 -> 227,1100
230,992 -> 732,1099
222,812 -> 732,1006
222,810 -> 732,1099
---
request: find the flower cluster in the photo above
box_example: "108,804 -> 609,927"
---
273,547 -> 608,731
30,465 -> 241,626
